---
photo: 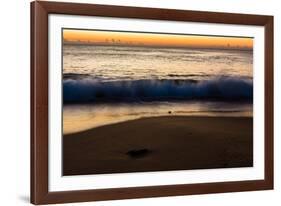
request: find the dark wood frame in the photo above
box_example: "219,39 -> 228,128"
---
31,0 -> 274,204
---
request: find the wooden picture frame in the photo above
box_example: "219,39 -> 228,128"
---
31,0 -> 274,204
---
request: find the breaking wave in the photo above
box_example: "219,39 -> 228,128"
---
63,76 -> 253,104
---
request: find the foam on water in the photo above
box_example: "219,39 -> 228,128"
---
63,76 -> 252,103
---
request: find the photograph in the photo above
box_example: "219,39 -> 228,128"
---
62,29 -> 254,176
30,1 -> 274,204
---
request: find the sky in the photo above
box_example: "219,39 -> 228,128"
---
63,29 -> 253,50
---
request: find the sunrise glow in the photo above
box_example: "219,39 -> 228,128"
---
63,29 -> 253,50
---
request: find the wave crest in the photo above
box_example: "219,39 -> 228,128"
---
63,76 -> 253,103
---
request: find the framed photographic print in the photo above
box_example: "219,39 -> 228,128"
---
31,1 -> 274,204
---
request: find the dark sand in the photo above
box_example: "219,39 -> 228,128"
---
63,116 -> 253,176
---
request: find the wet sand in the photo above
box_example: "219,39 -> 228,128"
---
63,116 -> 253,176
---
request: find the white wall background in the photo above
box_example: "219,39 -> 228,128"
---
0,0 -> 280,205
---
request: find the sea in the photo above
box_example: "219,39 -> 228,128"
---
63,45 -> 253,134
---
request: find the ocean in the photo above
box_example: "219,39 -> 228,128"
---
63,45 -> 253,134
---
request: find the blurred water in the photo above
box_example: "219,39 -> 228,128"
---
63,45 -> 252,81
63,45 -> 253,134
63,101 -> 252,134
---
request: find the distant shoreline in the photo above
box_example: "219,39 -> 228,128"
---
63,41 -> 253,52
63,116 -> 253,176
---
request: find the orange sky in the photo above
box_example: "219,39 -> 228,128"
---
63,29 -> 253,50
